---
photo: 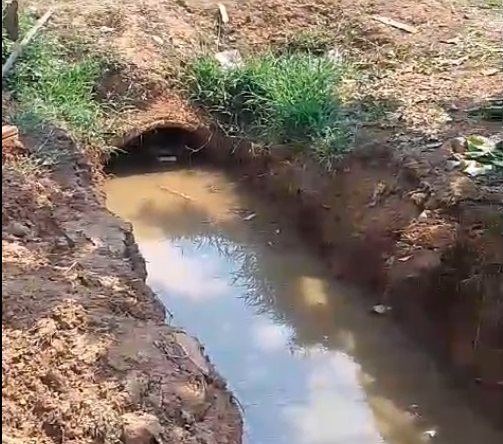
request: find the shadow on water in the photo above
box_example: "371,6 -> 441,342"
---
103,133 -> 502,444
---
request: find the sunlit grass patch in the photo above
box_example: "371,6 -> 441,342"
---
184,51 -> 354,169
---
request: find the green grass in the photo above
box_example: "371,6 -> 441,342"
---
184,51 -> 353,169
2,10 -> 110,162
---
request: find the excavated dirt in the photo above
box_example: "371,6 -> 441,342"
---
210,131 -> 503,426
2,132 -> 242,443
3,0 -> 502,440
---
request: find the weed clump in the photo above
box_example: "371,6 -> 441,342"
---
184,51 -> 353,169
2,10 -> 107,151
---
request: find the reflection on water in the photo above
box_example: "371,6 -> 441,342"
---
104,167 -> 502,444
142,239 -> 385,444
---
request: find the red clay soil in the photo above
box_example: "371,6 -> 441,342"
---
2,135 -> 242,443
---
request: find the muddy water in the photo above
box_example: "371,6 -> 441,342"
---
104,166 -> 502,444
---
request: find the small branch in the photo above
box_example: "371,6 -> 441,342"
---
4,0 -> 20,41
159,186 -> 194,202
373,15 -> 417,34
2,7 -> 56,78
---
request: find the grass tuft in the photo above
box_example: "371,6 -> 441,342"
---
2,9 -> 112,165
184,51 -> 354,168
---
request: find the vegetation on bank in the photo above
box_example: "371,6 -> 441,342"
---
3,7 -> 501,175
2,8 -> 110,167
184,51 -> 355,169
3,7 -> 357,171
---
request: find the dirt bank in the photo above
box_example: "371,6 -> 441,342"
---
2,131 -> 242,443
110,92 -> 502,429
219,133 -> 503,424
3,0 -> 502,439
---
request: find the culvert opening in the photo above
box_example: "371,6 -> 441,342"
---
105,124 -> 210,175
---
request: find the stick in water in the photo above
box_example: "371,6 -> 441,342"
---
2,7 -> 56,78
159,186 -> 194,202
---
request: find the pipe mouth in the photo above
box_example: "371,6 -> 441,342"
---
106,121 -> 211,175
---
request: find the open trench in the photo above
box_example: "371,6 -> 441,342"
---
103,126 -> 502,444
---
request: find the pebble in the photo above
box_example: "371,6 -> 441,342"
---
450,137 -> 467,154
418,210 -> 433,220
10,221 -> 31,237
122,412 -> 163,444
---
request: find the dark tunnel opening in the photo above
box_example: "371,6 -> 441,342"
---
105,126 -> 209,176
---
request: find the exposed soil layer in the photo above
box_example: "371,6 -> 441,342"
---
112,101 -> 503,429
4,0 -> 502,439
211,131 -> 503,428
232,145 -> 502,426
2,133 -> 242,443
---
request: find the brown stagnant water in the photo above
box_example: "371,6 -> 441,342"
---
104,164 -> 502,444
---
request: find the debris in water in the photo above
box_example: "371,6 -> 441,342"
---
423,429 -> 438,439
371,304 -> 392,315
159,186 -> 194,202
243,213 -> 257,221
373,15 -> 417,34
158,155 -> 177,163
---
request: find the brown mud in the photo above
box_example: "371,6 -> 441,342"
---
2,132 -> 242,443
